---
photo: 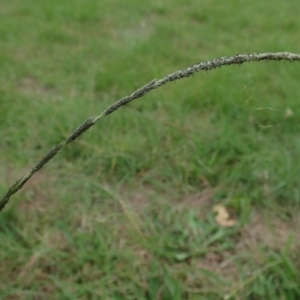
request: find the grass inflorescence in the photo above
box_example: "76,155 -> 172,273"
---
1,52 -> 300,212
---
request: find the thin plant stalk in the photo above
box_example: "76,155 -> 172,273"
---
1,52 -> 300,212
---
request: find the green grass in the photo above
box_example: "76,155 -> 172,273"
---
1,0 -> 300,299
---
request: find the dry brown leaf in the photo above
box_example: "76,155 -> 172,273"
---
284,108 -> 294,118
213,204 -> 236,227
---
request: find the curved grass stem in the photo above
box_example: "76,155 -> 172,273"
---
1,52 -> 300,212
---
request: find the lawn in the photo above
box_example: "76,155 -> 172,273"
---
1,0 -> 300,299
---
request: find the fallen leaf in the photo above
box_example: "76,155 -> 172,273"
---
213,204 -> 236,227
284,108 -> 293,118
